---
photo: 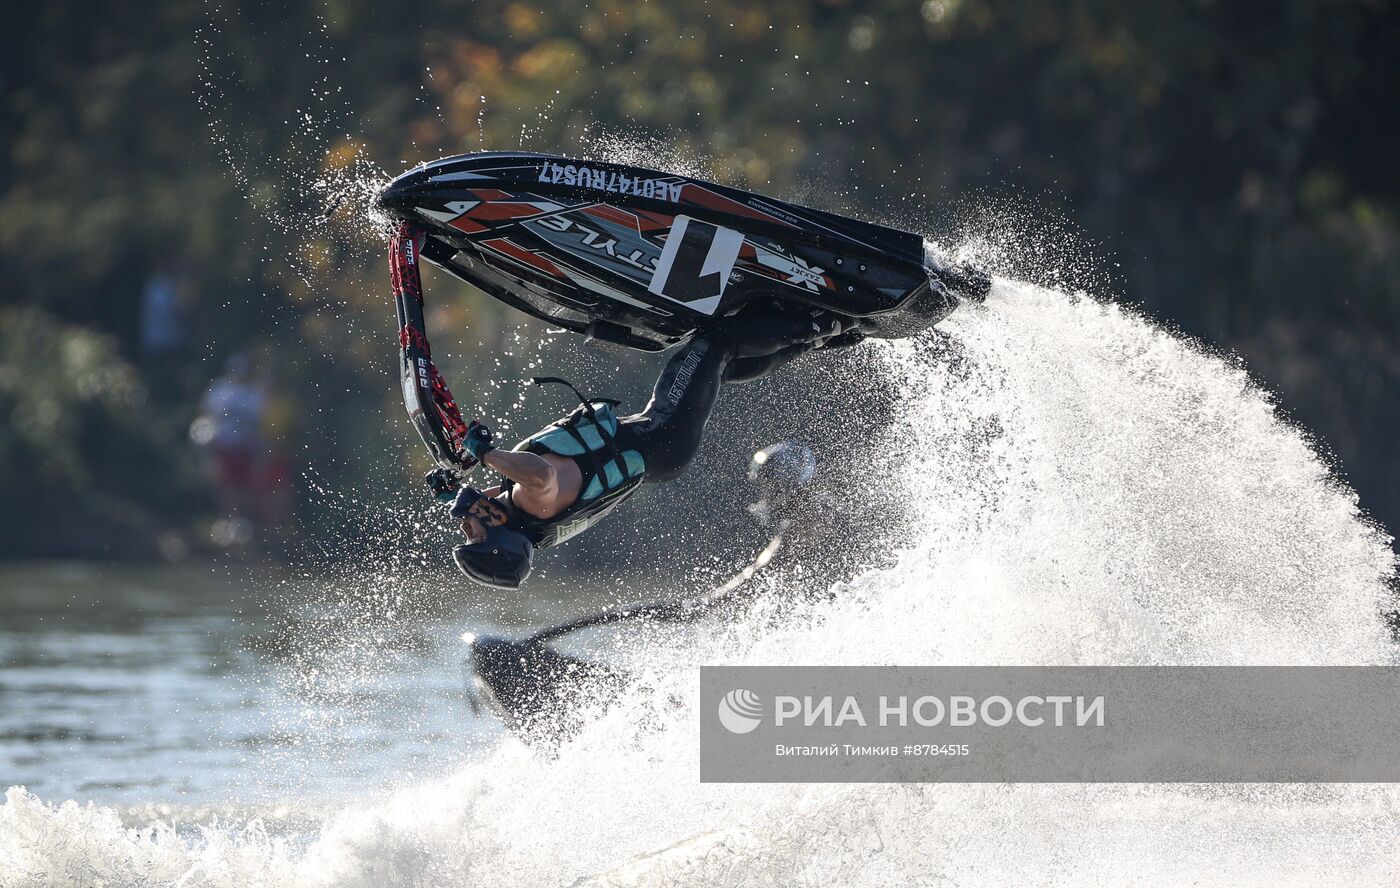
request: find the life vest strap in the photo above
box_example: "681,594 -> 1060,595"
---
559,405 -> 629,499
533,376 -> 632,497
532,376 -> 621,413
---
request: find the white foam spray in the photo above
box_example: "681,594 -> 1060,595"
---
4,275 -> 1396,886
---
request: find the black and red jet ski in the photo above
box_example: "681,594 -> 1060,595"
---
378,151 -> 989,351
380,151 -> 988,475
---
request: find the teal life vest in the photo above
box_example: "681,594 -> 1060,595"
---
503,395 -> 646,548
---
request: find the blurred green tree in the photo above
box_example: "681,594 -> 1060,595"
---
0,0 -> 1396,557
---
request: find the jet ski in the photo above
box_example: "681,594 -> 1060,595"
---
467,533 -> 787,741
377,152 -> 989,354
381,151 -> 989,476
465,633 -> 625,739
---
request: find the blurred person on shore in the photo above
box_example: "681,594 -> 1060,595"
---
191,354 -> 266,546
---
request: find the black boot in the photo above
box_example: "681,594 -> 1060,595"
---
710,312 -> 846,358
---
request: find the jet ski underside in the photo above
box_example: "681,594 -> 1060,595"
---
378,152 -> 987,352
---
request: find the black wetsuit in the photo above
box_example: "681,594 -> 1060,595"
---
614,316 -> 830,482
498,314 -> 843,547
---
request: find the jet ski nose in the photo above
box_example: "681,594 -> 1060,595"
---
376,164 -> 433,213
468,634 -> 529,676
465,631 -> 624,740
375,176 -> 410,212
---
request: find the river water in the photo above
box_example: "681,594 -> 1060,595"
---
0,561 -> 534,809
4,277 -> 1398,886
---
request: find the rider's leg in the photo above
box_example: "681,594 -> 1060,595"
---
723,342 -> 815,384
617,336 -> 728,483
725,313 -> 877,383
619,315 -> 834,482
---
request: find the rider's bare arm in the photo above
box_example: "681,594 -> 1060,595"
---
481,449 -> 557,497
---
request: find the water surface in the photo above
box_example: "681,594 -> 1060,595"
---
0,562 -> 528,807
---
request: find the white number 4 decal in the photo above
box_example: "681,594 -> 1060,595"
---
647,216 -> 745,315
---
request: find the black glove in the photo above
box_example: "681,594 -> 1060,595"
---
465,420 -> 496,462
424,468 -> 461,503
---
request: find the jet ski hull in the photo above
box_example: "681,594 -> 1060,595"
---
468,634 -> 624,739
378,152 -> 981,351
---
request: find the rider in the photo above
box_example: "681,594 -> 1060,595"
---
447,313 -> 855,588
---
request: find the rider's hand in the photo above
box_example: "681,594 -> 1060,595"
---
424,468 -> 460,503
465,420 -> 496,461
